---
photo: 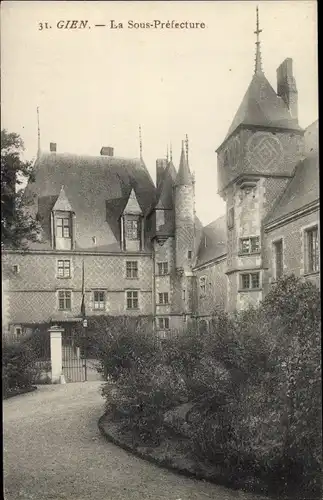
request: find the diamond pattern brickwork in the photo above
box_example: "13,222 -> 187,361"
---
3,252 -> 153,325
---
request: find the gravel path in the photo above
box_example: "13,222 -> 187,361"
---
3,381 -> 264,500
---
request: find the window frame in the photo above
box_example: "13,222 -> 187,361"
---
240,272 -> 261,291
199,276 -> 206,295
57,259 -> 71,279
125,219 -> 139,240
126,260 -> 138,279
158,317 -> 170,330
56,217 -> 71,239
158,292 -> 169,305
14,325 -> 22,337
157,261 -> 169,276
305,225 -> 319,273
273,239 -> 284,280
93,290 -> 105,310
239,236 -> 260,255
58,290 -> 72,310
227,207 -> 234,229
126,290 -> 139,310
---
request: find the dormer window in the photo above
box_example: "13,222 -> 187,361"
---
52,186 -> 74,250
126,219 -> 139,240
121,188 -> 143,251
53,212 -> 73,250
56,217 -> 71,238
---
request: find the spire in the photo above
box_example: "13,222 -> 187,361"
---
37,106 -> 41,157
254,6 -> 263,75
185,134 -> 189,162
166,144 -> 169,163
176,140 -> 193,186
139,125 -> 143,160
170,142 -> 173,162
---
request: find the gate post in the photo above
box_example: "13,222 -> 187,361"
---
49,325 -> 64,384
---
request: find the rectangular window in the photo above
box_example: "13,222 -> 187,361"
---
93,290 -> 105,310
158,317 -> 170,330
274,240 -> 283,279
126,261 -> 138,278
56,217 -> 70,238
188,250 -> 192,259
126,219 -> 139,240
157,262 -> 168,275
126,290 -> 138,309
57,260 -> 71,278
14,326 -> 22,337
158,292 -> 169,304
227,207 -> 234,229
241,272 -> 260,290
58,290 -> 71,310
240,236 -> 260,254
199,276 -> 206,294
306,226 -> 319,273
182,289 -> 186,301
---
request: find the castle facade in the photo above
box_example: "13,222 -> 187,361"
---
2,19 -> 319,337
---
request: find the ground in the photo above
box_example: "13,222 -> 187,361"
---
4,381 -> 264,500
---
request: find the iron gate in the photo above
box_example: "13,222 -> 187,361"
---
62,335 -> 87,382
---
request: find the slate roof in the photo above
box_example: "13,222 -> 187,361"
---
25,152 -> 156,251
223,72 -> 301,144
195,215 -> 227,267
265,120 -> 319,225
175,142 -> 193,186
155,160 -> 177,209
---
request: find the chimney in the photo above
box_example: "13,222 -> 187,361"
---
156,159 -> 167,189
100,146 -> 114,156
276,58 -> 298,121
50,142 -> 57,153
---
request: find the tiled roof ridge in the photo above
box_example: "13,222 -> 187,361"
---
37,151 -> 142,162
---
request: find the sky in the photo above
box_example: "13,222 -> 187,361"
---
1,1 -> 318,225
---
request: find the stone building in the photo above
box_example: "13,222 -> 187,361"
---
2,11 -> 319,336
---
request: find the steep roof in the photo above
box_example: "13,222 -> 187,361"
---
195,215 -> 227,267
52,186 -> 74,212
155,160 -> 177,209
25,152 -> 156,251
123,189 -> 143,214
223,72 -> 301,143
265,120 -> 319,225
175,142 -> 193,186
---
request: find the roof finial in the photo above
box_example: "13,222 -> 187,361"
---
37,106 -> 41,157
170,142 -> 173,162
166,144 -> 169,162
185,134 -> 189,161
254,6 -> 263,74
139,125 -> 143,160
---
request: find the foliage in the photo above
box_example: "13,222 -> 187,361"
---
1,129 -> 40,249
73,315 -> 155,380
98,276 -> 321,496
2,339 -> 38,397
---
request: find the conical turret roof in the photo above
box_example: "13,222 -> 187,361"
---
156,160 -> 177,209
175,141 -> 193,186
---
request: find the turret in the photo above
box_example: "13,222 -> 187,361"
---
174,140 -> 194,271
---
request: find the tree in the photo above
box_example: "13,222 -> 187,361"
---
1,129 -> 40,249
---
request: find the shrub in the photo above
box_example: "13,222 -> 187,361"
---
98,276 -> 321,497
190,276 -> 322,497
73,315 -> 155,380
2,340 -> 37,397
